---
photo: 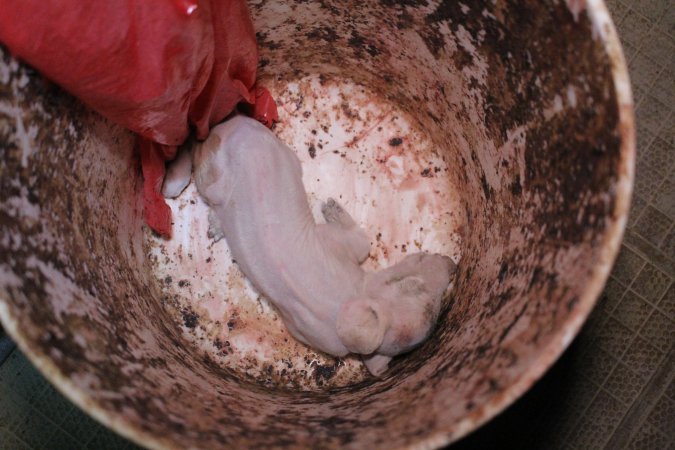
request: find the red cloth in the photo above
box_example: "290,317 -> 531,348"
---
0,0 -> 278,237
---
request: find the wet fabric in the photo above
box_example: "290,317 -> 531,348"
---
0,0 -> 278,237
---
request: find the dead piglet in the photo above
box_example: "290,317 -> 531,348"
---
192,116 -> 457,375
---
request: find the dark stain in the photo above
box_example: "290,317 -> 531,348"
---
498,262 -> 508,283
389,137 -> 403,146
306,26 -> 339,42
348,30 -> 381,57
487,287 -> 515,317
453,46 -> 475,71
566,295 -> 579,312
511,175 -> 522,196
379,0 -> 426,6
255,30 -> 282,50
488,378 -> 500,392
528,267 -> 544,291
181,307 -> 199,329
498,302 -> 529,344
396,10 -> 415,30
318,416 -> 357,445
475,343 -> 491,358
308,144 -> 317,159
340,101 -> 358,119
480,173 -> 492,201
311,359 -> 344,385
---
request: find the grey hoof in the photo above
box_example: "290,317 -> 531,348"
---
207,210 -> 225,243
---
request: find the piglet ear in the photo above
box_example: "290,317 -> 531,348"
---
336,298 -> 387,355
396,276 -> 427,295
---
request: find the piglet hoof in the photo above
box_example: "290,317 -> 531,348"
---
207,209 -> 225,243
321,198 -> 354,227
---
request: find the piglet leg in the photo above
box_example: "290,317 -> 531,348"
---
162,147 -> 193,199
320,198 -> 370,264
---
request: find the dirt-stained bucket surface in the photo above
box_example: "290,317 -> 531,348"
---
0,0 -> 633,449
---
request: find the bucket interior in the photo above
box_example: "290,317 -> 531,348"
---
0,0 -> 632,448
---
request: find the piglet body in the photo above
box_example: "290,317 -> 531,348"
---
192,116 -> 456,374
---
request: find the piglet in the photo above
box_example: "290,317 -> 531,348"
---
187,116 -> 456,375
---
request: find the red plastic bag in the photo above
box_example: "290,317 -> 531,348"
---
0,0 -> 278,237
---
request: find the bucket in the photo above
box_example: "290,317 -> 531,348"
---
0,0 -> 634,448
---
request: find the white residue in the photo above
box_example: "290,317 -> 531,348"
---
565,0 -> 586,22
0,102 -> 37,167
385,155 -> 406,180
0,264 -> 23,290
2,194 -> 41,222
567,85 -> 578,108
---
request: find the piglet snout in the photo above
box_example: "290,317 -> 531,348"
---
336,298 -> 387,355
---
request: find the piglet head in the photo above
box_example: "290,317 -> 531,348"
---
353,253 -> 457,358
